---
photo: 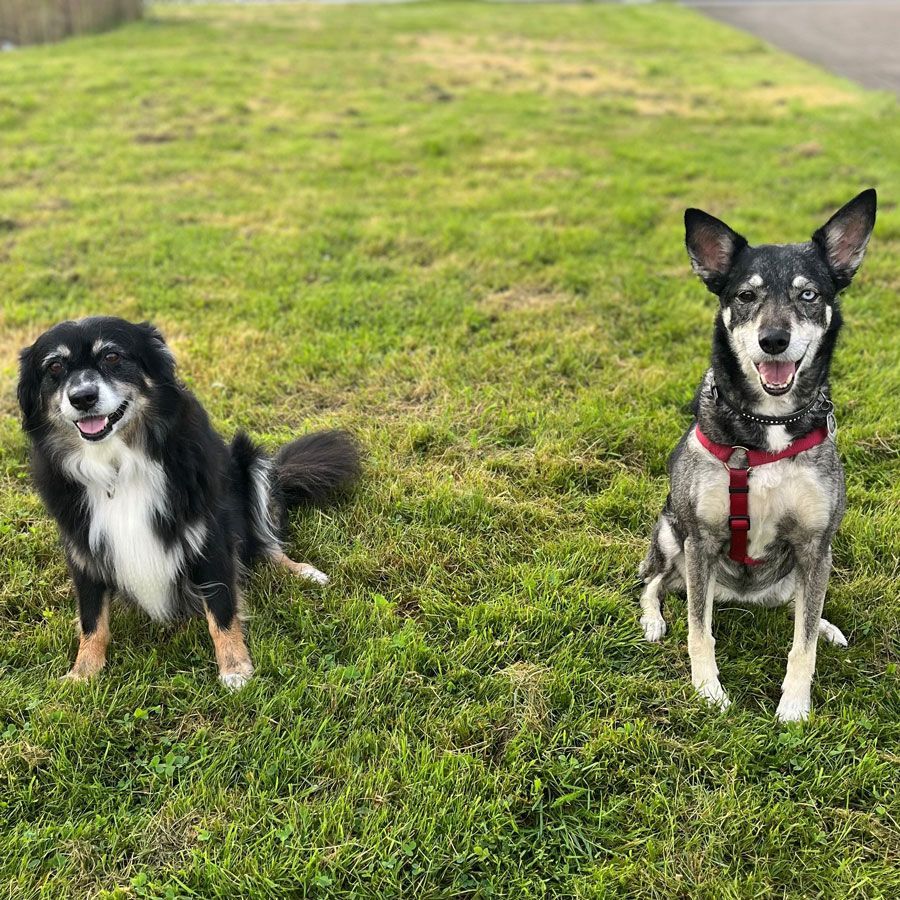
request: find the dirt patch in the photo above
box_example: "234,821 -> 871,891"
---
194,208 -> 300,240
134,131 -> 180,144
793,141 -> 824,158
747,82 -> 860,109
404,33 -> 860,114
405,33 -> 638,98
0,738 -> 51,770
631,91 -> 704,118
480,286 -> 571,315
501,661 -> 550,732
136,804 -> 203,867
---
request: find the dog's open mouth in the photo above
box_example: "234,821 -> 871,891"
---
756,360 -> 798,396
75,402 -> 129,442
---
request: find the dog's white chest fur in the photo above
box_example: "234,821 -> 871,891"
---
66,439 -> 180,621
692,433 -> 832,559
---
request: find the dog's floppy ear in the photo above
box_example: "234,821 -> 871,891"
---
17,344 -> 42,432
135,321 -> 176,384
812,189 -> 877,290
684,208 -> 748,295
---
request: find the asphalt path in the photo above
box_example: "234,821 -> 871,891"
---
684,0 -> 900,94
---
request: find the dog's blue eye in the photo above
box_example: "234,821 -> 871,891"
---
799,289 -> 818,302
737,290 -> 756,303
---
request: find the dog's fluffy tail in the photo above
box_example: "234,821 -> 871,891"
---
273,429 -> 361,509
230,429 -> 360,565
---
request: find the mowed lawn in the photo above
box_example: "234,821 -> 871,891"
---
1,2 -> 898,896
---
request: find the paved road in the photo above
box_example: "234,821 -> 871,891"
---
685,0 -> 900,94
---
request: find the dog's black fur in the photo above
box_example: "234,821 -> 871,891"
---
18,316 -> 360,686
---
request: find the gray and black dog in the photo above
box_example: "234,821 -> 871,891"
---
638,189 -> 876,721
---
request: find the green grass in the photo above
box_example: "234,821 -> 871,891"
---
1,2 -> 899,896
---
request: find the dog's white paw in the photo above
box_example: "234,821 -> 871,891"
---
301,566 -> 329,585
219,671 -> 253,691
640,614 -> 666,643
291,563 -> 329,585
776,693 -> 811,723
819,618 -> 848,648
695,680 -> 730,711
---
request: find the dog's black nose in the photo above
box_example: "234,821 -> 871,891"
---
68,385 -> 99,411
758,328 -> 791,355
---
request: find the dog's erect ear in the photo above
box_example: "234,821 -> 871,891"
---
812,189 -> 877,290
135,322 -> 176,384
684,208 -> 748,295
17,344 -> 42,432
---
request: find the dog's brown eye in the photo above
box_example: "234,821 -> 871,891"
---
47,360 -> 64,376
737,290 -> 756,303
104,351 -> 121,364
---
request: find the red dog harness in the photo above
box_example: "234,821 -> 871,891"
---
694,426 -> 830,565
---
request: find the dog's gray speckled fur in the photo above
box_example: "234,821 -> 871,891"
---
639,190 -> 876,721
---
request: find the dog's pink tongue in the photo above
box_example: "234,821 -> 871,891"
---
76,416 -> 108,435
758,360 -> 796,385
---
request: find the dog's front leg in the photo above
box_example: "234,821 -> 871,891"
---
684,535 -> 728,709
777,543 -> 831,722
65,569 -> 110,681
194,552 -> 254,691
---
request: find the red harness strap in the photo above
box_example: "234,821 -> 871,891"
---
694,426 -> 830,566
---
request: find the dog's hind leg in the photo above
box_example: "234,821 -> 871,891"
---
818,617 -> 848,647
640,574 -> 667,643
638,514 -> 682,642
64,569 -> 110,681
787,598 -> 847,647
268,549 -> 329,586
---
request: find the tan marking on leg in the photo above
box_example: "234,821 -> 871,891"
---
64,602 -> 110,681
205,608 -> 254,690
268,550 -> 329,585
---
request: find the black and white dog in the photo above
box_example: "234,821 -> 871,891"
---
18,317 -> 360,688
639,190 -> 876,721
